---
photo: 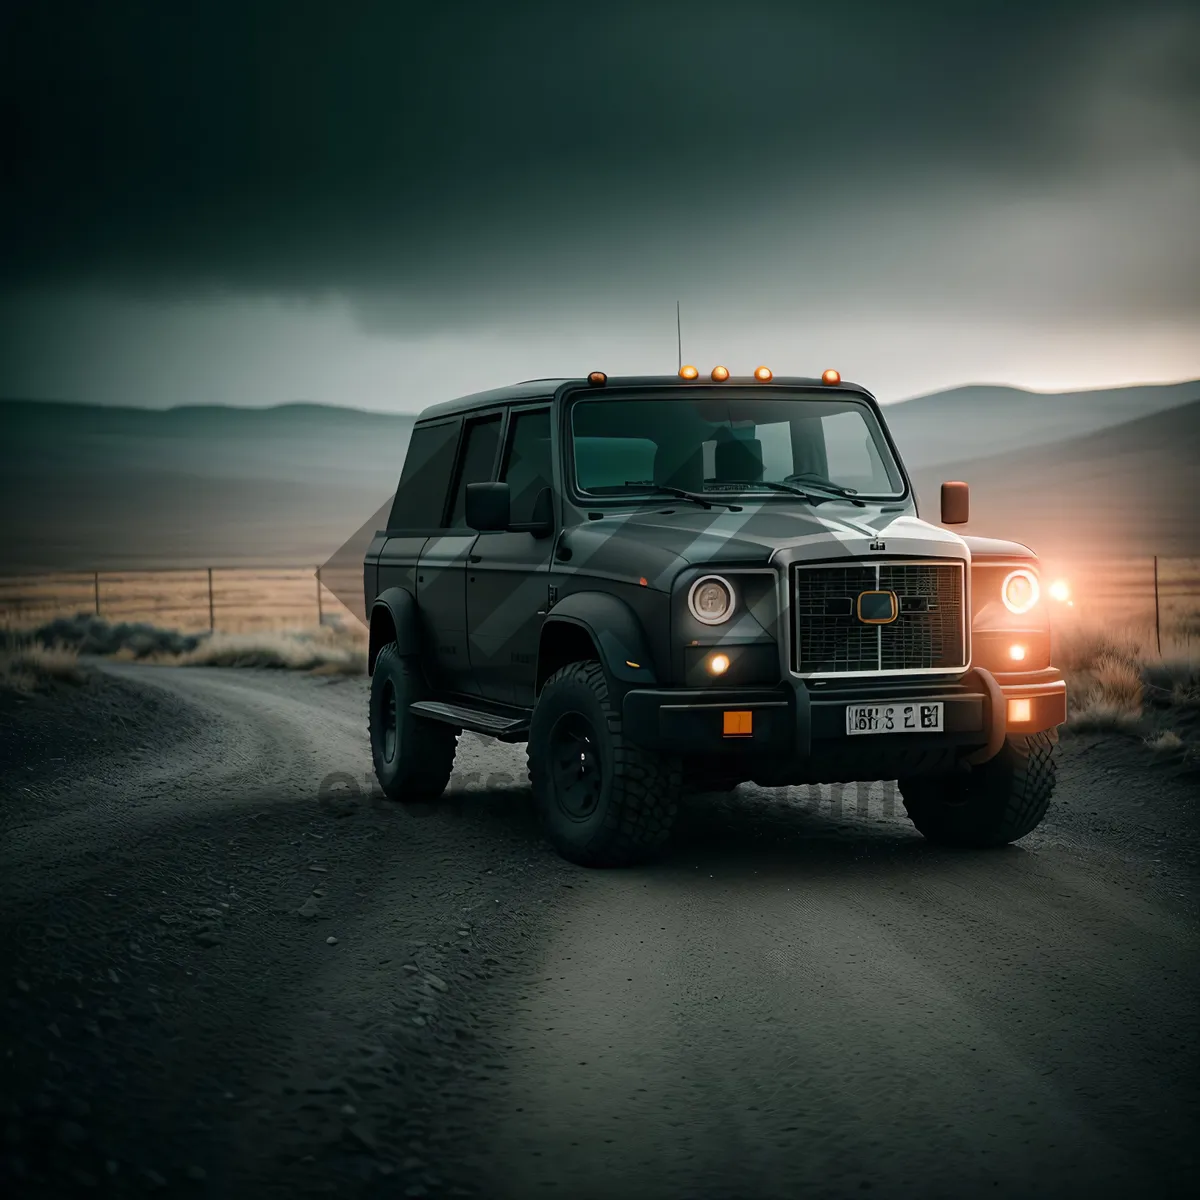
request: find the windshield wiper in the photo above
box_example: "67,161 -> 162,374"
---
781,472 -> 867,506
621,482 -> 742,512
711,478 -> 818,501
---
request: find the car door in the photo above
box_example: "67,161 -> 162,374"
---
467,405 -> 556,707
418,410 -> 503,696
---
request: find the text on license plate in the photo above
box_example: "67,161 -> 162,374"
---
845,702 -> 944,735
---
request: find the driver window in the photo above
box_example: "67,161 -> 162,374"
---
501,408 -> 553,522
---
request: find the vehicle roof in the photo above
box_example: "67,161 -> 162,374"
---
415,376 -> 877,422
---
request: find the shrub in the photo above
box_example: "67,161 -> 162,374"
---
0,643 -> 87,692
1145,730 -> 1184,754
173,629 -> 365,674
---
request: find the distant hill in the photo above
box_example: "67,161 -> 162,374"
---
1,381 -> 1195,572
0,399 -> 413,483
910,400 -> 1200,559
883,379 -> 1199,470
0,400 -> 413,571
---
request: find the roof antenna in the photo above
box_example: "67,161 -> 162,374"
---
676,300 -> 682,372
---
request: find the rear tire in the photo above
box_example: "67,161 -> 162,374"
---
528,660 -> 682,867
369,642 -> 458,803
899,730 -> 1057,847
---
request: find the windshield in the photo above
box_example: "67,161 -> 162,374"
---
569,391 -> 905,500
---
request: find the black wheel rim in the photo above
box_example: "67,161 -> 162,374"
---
548,712 -> 603,821
381,679 -> 398,762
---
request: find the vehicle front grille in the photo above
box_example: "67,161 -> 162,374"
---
790,560 -> 967,674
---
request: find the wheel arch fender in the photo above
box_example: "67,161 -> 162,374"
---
368,587 -> 421,674
536,592 -> 658,697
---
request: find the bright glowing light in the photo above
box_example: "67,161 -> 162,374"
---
711,365 -> 730,381
821,368 -> 841,385
1009,644 -> 1027,662
753,365 -> 773,381
1008,698 -> 1032,723
1002,569 -> 1040,614
1049,580 -> 1070,602
708,653 -> 731,675
679,364 -> 699,379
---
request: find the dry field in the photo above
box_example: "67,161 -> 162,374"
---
0,558 -> 1193,638
2,559 -> 1196,752
0,566 -> 363,635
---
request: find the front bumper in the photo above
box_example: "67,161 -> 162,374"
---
621,666 -> 1066,770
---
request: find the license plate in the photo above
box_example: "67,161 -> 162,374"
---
846,702 -> 944,735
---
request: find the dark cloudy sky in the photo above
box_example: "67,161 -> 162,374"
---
1,0 -> 1197,409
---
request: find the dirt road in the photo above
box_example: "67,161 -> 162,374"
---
2,663 -> 1197,1198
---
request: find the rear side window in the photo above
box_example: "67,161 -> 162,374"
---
501,409 -> 553,523
448,413 -> 503,528
388,420 -> 460,529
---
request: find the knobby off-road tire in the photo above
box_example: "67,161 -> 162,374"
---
899,729 -> 1058,847
528,660 -> 682,867
369,642 -> 458,804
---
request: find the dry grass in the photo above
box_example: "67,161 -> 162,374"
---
171,626 -> 366,675
0,642 -> 87,693
1055,602 -> 1199,740
1145,730 -> 1184,754
4,616 -> 367,676
1059,623 -> 1146,733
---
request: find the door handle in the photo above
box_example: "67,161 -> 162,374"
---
468,554 -> 483,564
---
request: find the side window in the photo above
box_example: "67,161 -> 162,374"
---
387,419 -> 460,530
501,409 -> 553,523
448,413 -> 503,528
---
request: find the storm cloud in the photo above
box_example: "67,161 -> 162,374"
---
1,0 -> 1197,405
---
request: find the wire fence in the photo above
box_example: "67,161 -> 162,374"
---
1038,556 -> 1200,648
0,558 -> 1196,640
0,566 -> 362,635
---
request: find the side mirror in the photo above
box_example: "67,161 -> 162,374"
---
508,486 -> 555,539
940,480 -> 970,525
465,482 -> 511,531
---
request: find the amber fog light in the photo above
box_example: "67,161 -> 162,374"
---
708,653 -> 731,675
1008,698 -> 1032,723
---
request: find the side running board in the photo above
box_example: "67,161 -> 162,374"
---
409,700 -> 530,743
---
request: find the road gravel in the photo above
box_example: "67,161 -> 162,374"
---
1,663 -> 1197,1198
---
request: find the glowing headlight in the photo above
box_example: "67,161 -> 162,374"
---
1002,569 -> 1040,615
1048,579 -> 1070,602
689,575 -> 735,625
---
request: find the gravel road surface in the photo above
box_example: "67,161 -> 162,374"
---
2,663 -> 1197,1199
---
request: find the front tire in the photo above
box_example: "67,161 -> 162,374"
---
528,660 -> 682,867
369,643 -> 458,803
899,730 -> 1057,847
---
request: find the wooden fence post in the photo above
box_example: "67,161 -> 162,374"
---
1153,555 -> 1161,656
94,571 -> 100,617
208,567 -> 215,633
316,566 -> 324,626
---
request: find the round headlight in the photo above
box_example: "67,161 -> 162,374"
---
689,575 -> 735,625
1002,569 -> 1040,615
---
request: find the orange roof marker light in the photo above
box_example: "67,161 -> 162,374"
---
822,368 -> 841,385
753,365 -> 773,382
711,365 -> 730,382
587,371 -> 607,386
679,364 -> 699,380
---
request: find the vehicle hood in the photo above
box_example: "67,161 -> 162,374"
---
559,502 -> 968,588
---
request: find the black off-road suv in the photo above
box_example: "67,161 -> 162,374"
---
363,368 -> 1066,866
